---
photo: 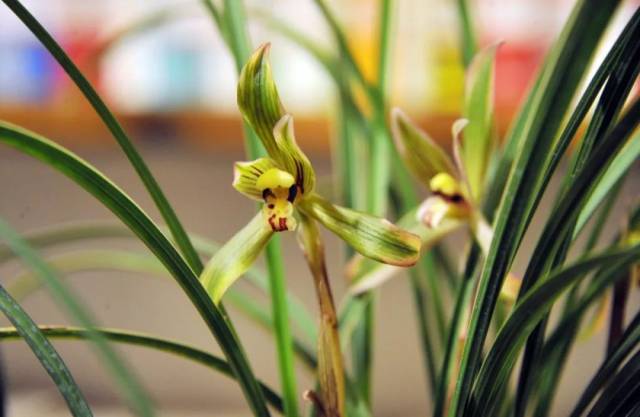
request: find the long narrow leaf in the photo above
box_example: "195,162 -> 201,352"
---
0,288 -> 92,416
0,218 -> 154,416
1,0 -> 202,273
0,122 -> 271,417
470,245 -> 640,416
0,325 -> 283,412
448,2 -> 622,414
0,221 -> 318,345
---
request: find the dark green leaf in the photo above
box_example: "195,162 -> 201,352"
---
0,122 -> 271,417
0,288 -> 92,417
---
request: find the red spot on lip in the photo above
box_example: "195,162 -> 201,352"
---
279,218 -> 287,231
268,215 -> 277,231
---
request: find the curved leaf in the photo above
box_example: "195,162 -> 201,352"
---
0,121 -> 271,417
0,289 -> 92,417
0,325 -> 283,412
462,44 -> 498,199
471,245 -> 640,416
1,0 -> 202,273
0,218 -> 154,416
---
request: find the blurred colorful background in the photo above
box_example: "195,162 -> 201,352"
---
6,0 -> 636,149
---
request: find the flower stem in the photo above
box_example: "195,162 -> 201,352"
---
299,214 -> 345,417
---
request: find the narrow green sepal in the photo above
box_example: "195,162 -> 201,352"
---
201,212 -> 273,304
347,209 -> 463,294
300,193 -> 421,267
237,43 -> 286,159
391,108 -> 456,187
272,114 -> 316,195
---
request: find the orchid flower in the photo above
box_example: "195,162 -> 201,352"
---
348,44 -> 500,294
200,44 -> 421,305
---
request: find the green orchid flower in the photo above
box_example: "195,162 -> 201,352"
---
348,45 -> 499,294
201,44 -> 421,305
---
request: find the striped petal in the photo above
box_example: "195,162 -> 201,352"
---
299,193 -> 421,267
391,108 -> 456,187
237,43 -> 286,159
200,212 -> 273,304
272,114 -> 315,195
232,157 -> 280,200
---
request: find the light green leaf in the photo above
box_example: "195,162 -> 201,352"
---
201,212 -> 273,304
300,194 -> 421,267
462,43 -> 498,200
273,115 -> 316,195
237,43 -> 286,158
233,158 -> 280,201
0,287 -> 92,417
390,108 -> 456,187
575,130 -> 640,235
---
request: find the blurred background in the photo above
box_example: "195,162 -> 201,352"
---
0,0 -> 638,416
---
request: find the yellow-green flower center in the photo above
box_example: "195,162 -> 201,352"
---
257,168 -> 298,232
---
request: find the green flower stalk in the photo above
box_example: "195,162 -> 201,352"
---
200,43 -> 421,416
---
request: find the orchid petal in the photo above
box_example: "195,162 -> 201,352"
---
391,108 -> 456,187
232,158 -> 280,200
201,212 -> 273,304
300,193 -> 421,267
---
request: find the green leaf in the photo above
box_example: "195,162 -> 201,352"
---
300,193 -> 421,267
1,0 -> 202,273
0,288 -> 92,417
237,43 -> 286,158
0,221 -> 318,347
470,245 -> 640,416
5,247 -> 318,375
448,2 -> 623,414
0,217 -> 154,416
201,212 -> 273,305
0,324 -> 284,412
575,131 -> 640,235
570,309 -> 640,417
7,249 -> 166,300
0,121 -> 271,417
461,44 -> 498,199
455,0 -> 478,68
390,108 -> 456,187
579,348 -> 640,417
